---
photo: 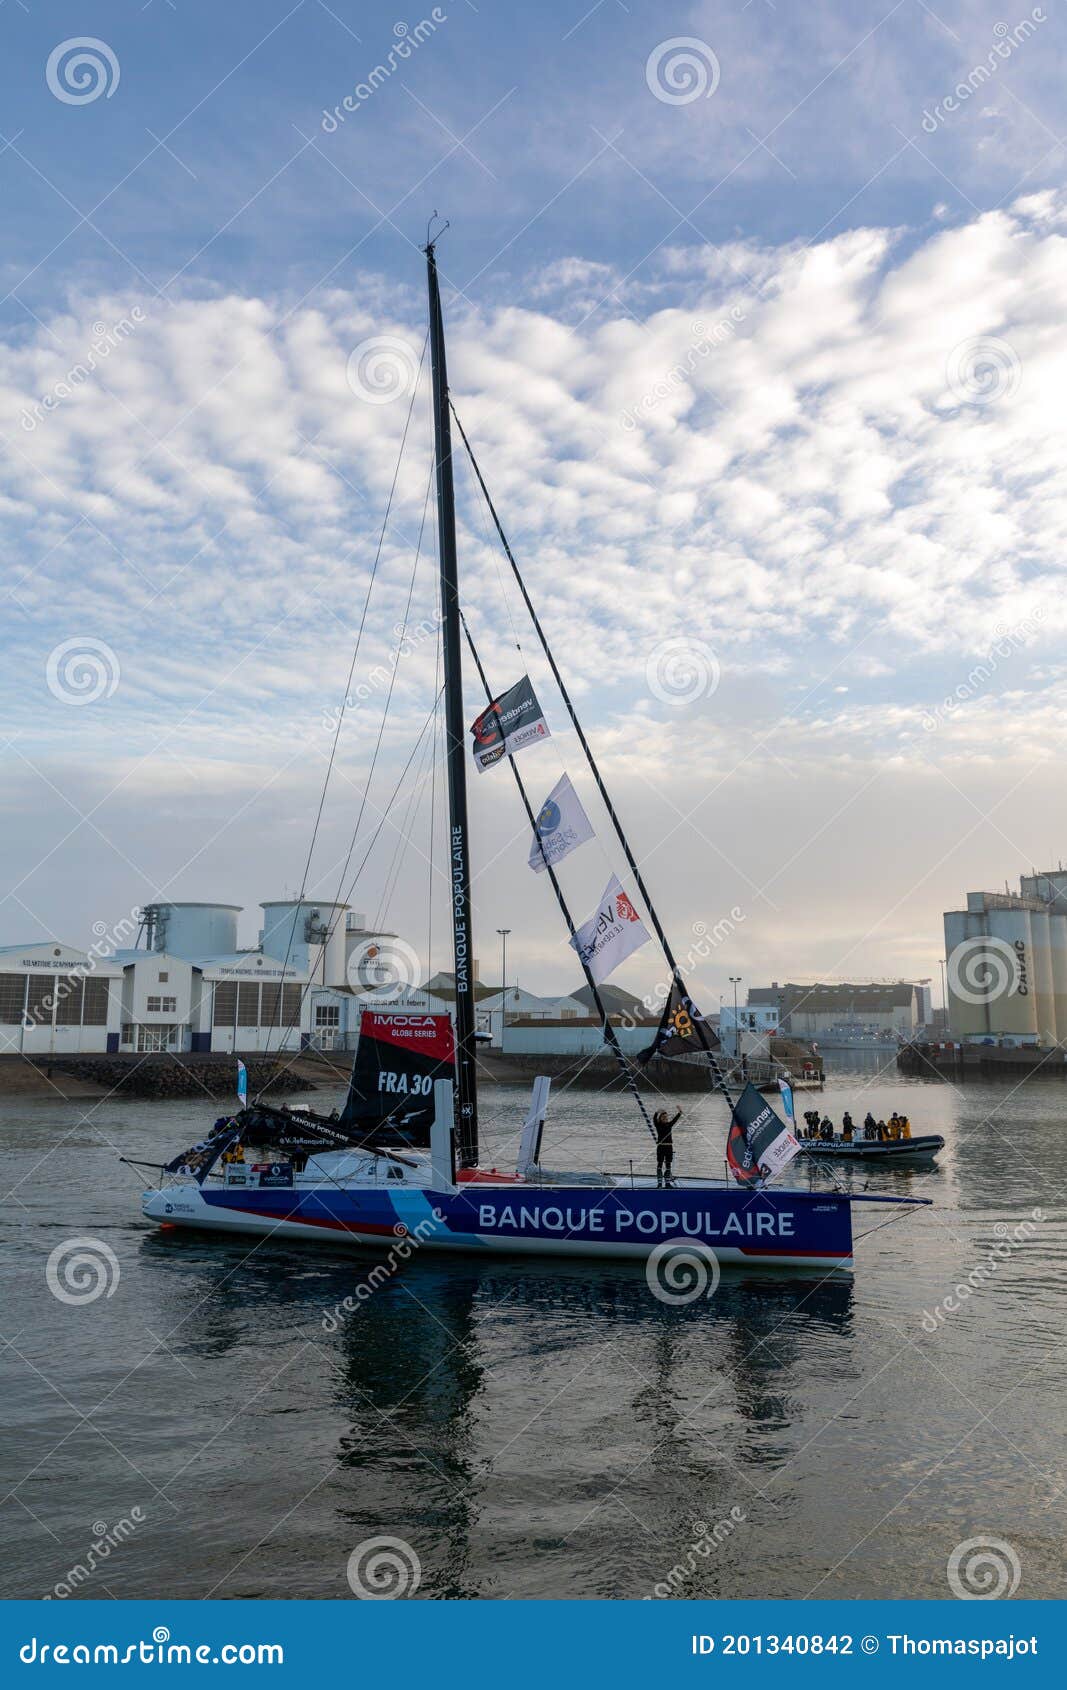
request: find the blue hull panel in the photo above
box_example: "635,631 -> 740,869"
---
166,1181 -> 854,1267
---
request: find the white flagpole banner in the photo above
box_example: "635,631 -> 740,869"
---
470,674 -> 552,773
569,875 -> 651,984
528,773 -> 595,874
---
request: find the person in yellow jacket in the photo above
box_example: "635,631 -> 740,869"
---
899,1114 -> 911,1140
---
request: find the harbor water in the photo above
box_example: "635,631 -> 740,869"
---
1,1068 -> 1064,1600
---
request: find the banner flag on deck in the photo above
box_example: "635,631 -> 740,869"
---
726,1082 -> 799,1187
569,875 -> 651,985
528,773 -> 594,874
470,674 -> 551,773
236,1059 -> 248,1107
779,1078 -> 795,1129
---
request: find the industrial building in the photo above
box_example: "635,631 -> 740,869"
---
0,943 -> 123,1055
944,870 -> 1067,1046
0,898 -> 401,1056
747,982 -> 925,1039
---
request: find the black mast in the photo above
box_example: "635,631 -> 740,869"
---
425,236 -> 478,1166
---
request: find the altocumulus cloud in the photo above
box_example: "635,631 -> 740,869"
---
0,193 -> 1062,780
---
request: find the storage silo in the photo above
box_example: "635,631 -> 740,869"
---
1028,908 -> 1056,1045
944,906 -> 1039,1041
259,899 -> 349,987
141,902 -> 241,959
1049,912 -> 1067,1043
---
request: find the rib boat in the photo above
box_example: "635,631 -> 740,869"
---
799,1133 -> 945,1165
138,229 -> 931,1272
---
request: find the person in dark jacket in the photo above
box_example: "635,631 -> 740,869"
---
653,1107 -> 682,1186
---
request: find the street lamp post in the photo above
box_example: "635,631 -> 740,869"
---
729,976 -> 742,1061
497,928 -> 511,1052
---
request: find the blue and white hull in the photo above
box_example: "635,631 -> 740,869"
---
142,1176 -> 854,1271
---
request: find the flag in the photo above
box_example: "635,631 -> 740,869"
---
779,1078 -> 795,1129
470,674 -> 551,773
569,875 -> 651,985
528,773 -> 594,874
725,1082 -> 799,1188
236,1058 -> 248,1107
638,979 -> 712,1063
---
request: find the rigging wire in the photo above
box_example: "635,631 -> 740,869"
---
258,333 -> 429,1077
449,397 -> 738,1111
460,609 -> 656,1144
309,455 -> 436,1000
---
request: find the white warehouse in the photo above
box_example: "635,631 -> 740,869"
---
0,899 -> 403,1057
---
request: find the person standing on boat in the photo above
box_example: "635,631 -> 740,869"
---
842,1112 -> 854,1141
653,1106 -> 681,1186
863,1111 -> 878,1140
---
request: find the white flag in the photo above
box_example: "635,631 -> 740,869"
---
569,875 -> 651,985
528,774 -> 595,874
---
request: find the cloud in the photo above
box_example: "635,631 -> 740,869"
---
2,195 -> 1066,990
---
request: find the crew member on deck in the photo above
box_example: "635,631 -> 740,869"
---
876,1119 -> 888,1141
820,1116 -> 834,1141
653,1107 -> 681,1187
841,1112 -> 854,1141
900,1114 -> 912,1139
864,1112 -> 878,1140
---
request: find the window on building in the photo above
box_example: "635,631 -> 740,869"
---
25,977 -> 55,1029
121,1023 -> 134,1044
282,984 -> 302,1027
0,973 -> 26,1025
261,983 -> 281,1027
158,971 -> 169,983
315,1004 -> 340,1029
237,983 -> 260,1027
83,977 -> 110,1026
213,983 -> 237,1026
55,975 -> 85,1026
146,996 -> 176,1013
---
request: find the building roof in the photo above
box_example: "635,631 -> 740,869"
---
421,971 -> 502,1002
749,982 -> 918,1013
571,983 -> 648,1017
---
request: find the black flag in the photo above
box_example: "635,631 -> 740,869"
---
639,982 -> 712,1063
725,1082 -> 799,1187
470,674 -> 551,772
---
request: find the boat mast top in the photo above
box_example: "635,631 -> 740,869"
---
425,234 -> 478,1166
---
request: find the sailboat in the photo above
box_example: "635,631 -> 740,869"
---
139,232 -> 931,1272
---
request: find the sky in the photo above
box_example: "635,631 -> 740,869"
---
1,0 -> 1066,1010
